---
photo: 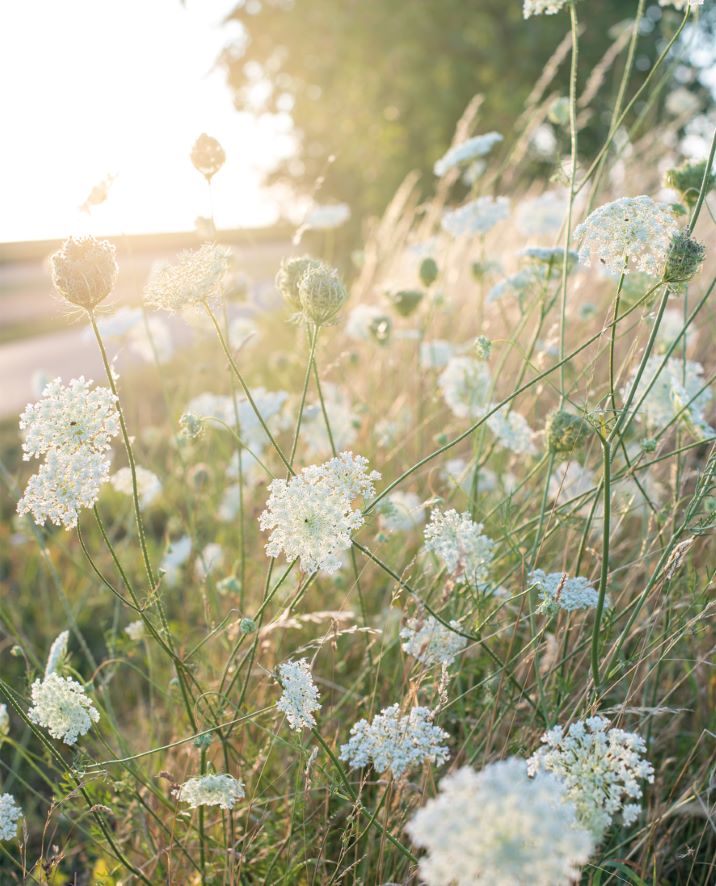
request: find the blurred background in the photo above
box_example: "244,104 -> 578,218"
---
1,0 -> 715,417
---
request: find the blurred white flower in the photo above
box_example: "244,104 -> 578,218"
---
0,794 -> 22,842
420,340 -> 455,370
400,616 -> 466,666
161,535 -> 192,587
144,244 -> 231,313
195,542 -> 224,581
433,132 -> 503,177
45,630 -> 69,677
124,620 -> 145,642
441,197 -> 509,237
110,466 -> 161,509
304,203 -> 351,230
378,491 -> 426,533
439,356 -> 492,419
486,406 -> 537,456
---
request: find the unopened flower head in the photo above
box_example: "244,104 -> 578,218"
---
424,508 -> 495,587
45,630 -> 69,677
574,196 -> 678,277
400,616 -> 467,667
528,716 -> 655,839
18,447 -> 112,528
621,356 -> 713,439
406,759 -> 594,885
190,133 -> 225,181
276,658 -> 321,731
665,158 -> 714,207
20,377 -> 119,460
50,236 -> 118,311
275,255 -> 323,311
419,256 -> 439,287
144,244 -> 231,313
0,794 -> 22,842
111,466 -> 161,509
175,774 -> 245,810
28,673 -> 99,745
439,356 -> 492,419
486,406 -> 537,456
529,569 -> 608,614
433,133 -> 503,177
298,264 -> 349,326
663,230 -> 705,284
546,409 -> 591,455
259,452 -> 380,574
340,704 -> 450,778
441,196 -> 509,237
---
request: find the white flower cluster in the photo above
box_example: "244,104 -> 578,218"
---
400,616 -> 467,667
438,356 -> 492,420
0,705 -> 8,737
406,759 -> 594,885
17,377 -> 119,528
486,407 -> 537,456
300,383 -> 359,458
622,356 -> 713,439
144,243 -> 231,312
276,659 -> 322,731
659,0 -> 703,9
528,716 -> 655,839
549,461 -> 596,514
174,774 -> 245,810
529,569 -> 608,613
304,202 -> 351,230
516,190 -> 567,236
433,132 -> 503,177
378,491 -> 426,533
424,508 -> 495,587
28,673 -> 99,745
186,387 -> 289,453
574,196 -> 678,276
259,452 -> 380,574
124,620 -> 145,641
45,630 -> 69,677
110,466 -> 162,509
0,794 -> 22,842
441,196 -> 509,237
523,0 -> 571,18
340,704 -> 450,778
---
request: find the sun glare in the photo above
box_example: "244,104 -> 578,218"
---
0,0 -> 290,243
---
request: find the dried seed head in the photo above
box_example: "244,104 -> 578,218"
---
663,230 -> 705,284
190,133 -> 225,181
297,265 -> 349,326
275,256 -> 323,311
546,410 -> 591,454
50,236 -> 118,311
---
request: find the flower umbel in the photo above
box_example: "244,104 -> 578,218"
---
276,659 -> 322,731
423,508 -> 495,587
175,774 -> 245,810
0,794 -> 22,842
28,673 -> 99,745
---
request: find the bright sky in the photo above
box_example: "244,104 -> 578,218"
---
0,0 -> 293,243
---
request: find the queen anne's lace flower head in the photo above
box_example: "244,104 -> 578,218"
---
28,673 -> 99,745
144,244 -> 231,313
529,569 -> 608,613
523,0 -> 571,17
622,356 -> 714,439
439,356 -> 492,420
45,630 -> 69,677
424,508 -> 495,587
19,377 -> 119,461
175,774 -> 245,810
378,491 -> 426,533
276,659 -> 321,731
528,716 -> 655,840
486,407 -> 537,455
50,236 -> 118,311
574,196 -> 679,277
340,705 -> 450,778
441,197 -> 509,237
434,133 -> 503,177
0,794 -> 22,842
406,759 -> 594,885
110,466 -> 162,509
18,447 -> 113,529
400,616 -> 467,666
259,452 -> 380,574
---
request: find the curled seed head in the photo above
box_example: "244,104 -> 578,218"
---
546,410 -> 591,455
297,265 -> 349,326
275,256 -> 323,311
663,230 -> 705,284
50,236 -> 118,311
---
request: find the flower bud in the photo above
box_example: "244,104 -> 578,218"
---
545,410 -> 591,454
663,230 -> 705,284
665,159 -> 715,208
190,133 -> 225,181
387,289 -> 424,317
297,265 -> 349,326
419,257 -> 439,288
239,617 -> 257,635
179,413 -> 204,439
50,236 -> 118,311
275,256 -> 322,311
369,314 -> 392,345
474,336 -> 491,360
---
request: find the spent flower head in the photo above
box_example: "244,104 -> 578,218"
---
406,759 -> 594,885
51,236 -> 118,311
528,716 -> 655,839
